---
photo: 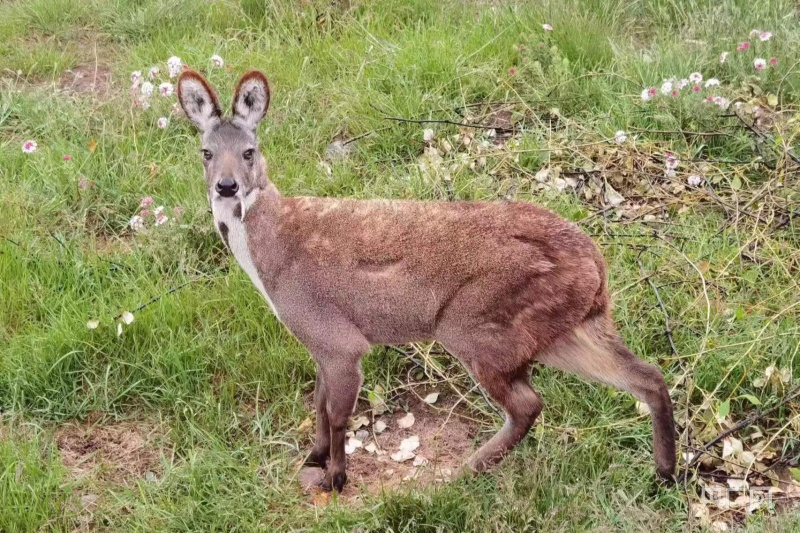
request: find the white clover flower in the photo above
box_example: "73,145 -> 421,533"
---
155,213 -> 169,226
130,70 -> 142,88
154,205 -> 165,217
614,130 -> 627,144
158,82 -> 174,97
141,81 -> 154,97
712,96 -> 730,109
704,78 -> 720,87
660,80 -> 674,95
22,140 -> 37,153
759,31 -> 772,42
157,117 -> 168,129
641,87 -> 656,101
665,152 -> 679,170
423,128 -> 434,142
542,23 -> 553,31
754,58 -> 766,70
167,56 -> 182,78
210,54 -> 224,68
130,215 -> 145,232
687,175 -> 703,187
689,72 -> 703,84
677,78 -> 689,89
148,66 -> 160,80
720,52 -> 729,64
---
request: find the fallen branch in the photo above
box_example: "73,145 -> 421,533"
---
637,257 -> 678,356
686,385 -> 800,470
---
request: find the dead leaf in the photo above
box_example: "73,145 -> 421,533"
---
423,392 -> 439,405
604,183 -> 625,207
390,450 -> 415,462
88,139 -> 98,153
349,415 -> 370,430
398,436 -> 420,453
374,420 -> 387,434
397,412 -> 415,429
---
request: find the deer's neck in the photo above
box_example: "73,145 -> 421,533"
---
211,184 -> 282,319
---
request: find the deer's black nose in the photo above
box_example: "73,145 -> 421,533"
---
216,178 -> 239,197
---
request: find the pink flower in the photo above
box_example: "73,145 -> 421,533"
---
155,213 -> 168,226
712,96 -> 730,110
542,23 -> 553,31
62,154 -> 72,161
130,215 -> 145,232
78,178 -> 90,189
173,205 -> 184,218
689,72 -> 702,84
167,56 -> 182,78
140,196 -> 154,208
671,90 -> 678,97
641,87 -> 656,101
130,70 -> 142,88
508,67 -> 517,76
754,58 -> 766,70
157,117 -> 168,129
22,140 -> 37,153
140,209 -> 150,217
158,82 -> 174,97
759,31 -> 772,42
154,205 -> 165,217
737,42 -> 751,51
769,57 -> 778,66
665,152 -> 679,170
692,85 -> 701,93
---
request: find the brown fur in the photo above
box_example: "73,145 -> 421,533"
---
178,69 -> 677,493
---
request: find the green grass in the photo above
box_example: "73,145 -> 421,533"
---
1,0 -> 799,531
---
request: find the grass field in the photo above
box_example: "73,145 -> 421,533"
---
1,0 -> 799,531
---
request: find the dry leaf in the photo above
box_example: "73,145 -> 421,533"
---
345,437 -> 362,455
364,442 -> 377,454
423,392 -> 439,405
349,415 -> 370,430
604,183 -> 625,207
635,401 -> 651,416
399,436 -> 420,453
88,139 -> 98,153
297,417 -> 313,433
390,450 -> 415,462
412,455 -> 428,467
374,420 -> 387,434
120,311 -> 134,325
86,319 -> 100,330
397,412 -> 415,429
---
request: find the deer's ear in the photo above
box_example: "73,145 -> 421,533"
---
177,70 -> 222,132
232,70 -> 270,131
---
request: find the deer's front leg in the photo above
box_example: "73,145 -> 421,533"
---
316,353 -> 362,493
304,371 -> 330,467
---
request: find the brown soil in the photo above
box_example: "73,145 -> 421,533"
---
298,393 -> 487,503
59,64 -> 113,97
55,418 -> 165,485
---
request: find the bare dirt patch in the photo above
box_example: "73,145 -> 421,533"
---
55,418 -> 165,485
59,64 -> 113,97
298,393 -> 486,503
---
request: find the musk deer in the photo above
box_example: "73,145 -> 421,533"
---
177,69 -> 676,492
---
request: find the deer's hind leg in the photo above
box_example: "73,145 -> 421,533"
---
440,334 -> 543,472
304,371 -> 331,468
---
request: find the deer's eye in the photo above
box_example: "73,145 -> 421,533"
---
201,149 -> 213,161
243,149 -> 255,161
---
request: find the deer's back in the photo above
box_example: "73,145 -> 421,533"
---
255,197 -> 606,346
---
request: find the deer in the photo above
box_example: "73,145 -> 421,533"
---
177,69 -> 676,493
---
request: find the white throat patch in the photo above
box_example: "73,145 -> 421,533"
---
211,190 -> 280,321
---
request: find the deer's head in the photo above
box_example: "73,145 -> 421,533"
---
177,70 -> 271,207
